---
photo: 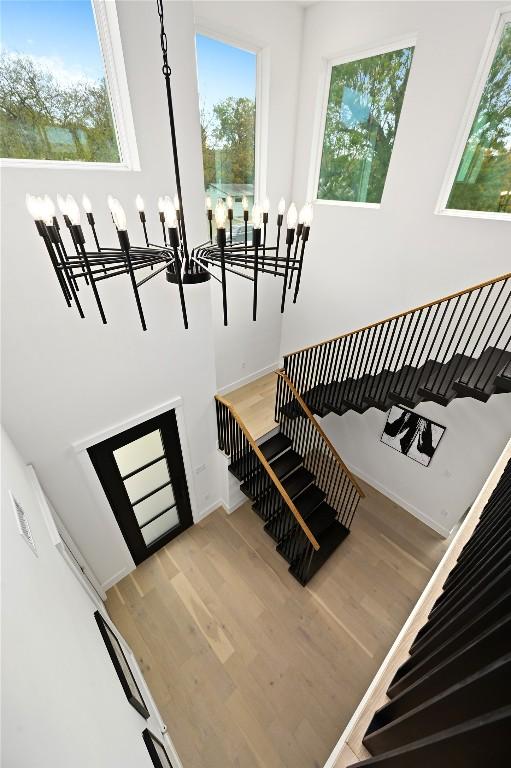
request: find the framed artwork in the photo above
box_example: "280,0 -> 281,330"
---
142,729 -> 175,767
381,405 -> 445,467
94,611 -> 149,718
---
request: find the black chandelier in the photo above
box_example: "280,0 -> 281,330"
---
25,0 -> 313,332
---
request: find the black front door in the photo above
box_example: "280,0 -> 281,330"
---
88,409 -> 193,564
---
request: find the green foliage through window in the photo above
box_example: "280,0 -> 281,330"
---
196,34 -> 256,233
317,46 -> 414,204
0,1 -> 120,163
446,21 -> 511,215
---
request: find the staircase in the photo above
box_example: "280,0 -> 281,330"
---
279,273 -> 511,421
215,372 -> 364,585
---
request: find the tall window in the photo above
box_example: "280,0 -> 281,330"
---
195,33 -> 256,233
446,17 -> 511,215
317,45 -> 414,204
0,0 -> 120,162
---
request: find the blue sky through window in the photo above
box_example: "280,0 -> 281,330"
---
195,33 -> 256,116
1,0 -> 105,83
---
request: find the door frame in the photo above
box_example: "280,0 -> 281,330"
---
87,409 -> 193,565
73,398 -> 199,585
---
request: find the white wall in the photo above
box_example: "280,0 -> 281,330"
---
280,0 -> 511,533
1,427 -> 158,768
324,393 -> 511,536
1,1 -> 222,588
193,1 -> 304,390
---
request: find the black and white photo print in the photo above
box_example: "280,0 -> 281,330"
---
381,406 -> 445,467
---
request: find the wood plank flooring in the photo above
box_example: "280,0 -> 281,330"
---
107,479 -> 448,768
221,371 -> 278,439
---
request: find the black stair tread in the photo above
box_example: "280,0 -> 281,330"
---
289,520 -> 350,585
258,432 -> 292,462
281,467 -> 315,498
453,347 -> 511,399
416,354 -> 473,405
276,502 -> 337,560
387,360 -> 442,406
228,451 -> 255,481
294,484 -> 327,518
240,449 -> 302,498
264,484 -> 326,542
252,468 -> 316,517
494,359 -> 511,392
268,449 -> 302,479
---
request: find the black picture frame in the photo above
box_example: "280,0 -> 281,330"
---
380,405 -> 446,467
94,611 -> 149,718
142,729 -> 175,767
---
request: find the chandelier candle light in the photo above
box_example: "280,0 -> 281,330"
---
25,0 -> 313,331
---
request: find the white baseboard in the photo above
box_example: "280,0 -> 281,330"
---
216,362 -> 279,395
101,566 -> 132,592
348,462 -> 451,538
194,499 -> 223,522
219,496 -> 247,515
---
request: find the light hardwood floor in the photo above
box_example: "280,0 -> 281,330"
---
221,371 -> 278,439
107,480 -> 448,768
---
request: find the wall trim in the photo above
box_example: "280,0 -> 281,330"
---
101,566 -> 132,592
193,498 -> 223,522
216,362 -> 279,396
219,497 -> 246,515
348,461 -> 451,538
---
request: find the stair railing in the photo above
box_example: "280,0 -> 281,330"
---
276,370 -> 365,531
282,272 -> 511,414
215,394 -> 320,582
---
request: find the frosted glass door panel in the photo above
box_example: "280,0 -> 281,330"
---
113,430 -> 164,477
142,508 -> 179,545
123,458 -> 170,503
134,485 -> 175,527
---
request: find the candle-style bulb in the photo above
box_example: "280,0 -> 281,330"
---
242,195 -> 248,211
158,196 -> 165,214
302,202 -> 314,227
278,197 -> 286,215
226,195 -> 233,211
57,194 -> 67,216
111,200 -> 127,231
43,195 -> 56,220
26,194 -> 43,221
286,202 -> 298,229
215,199 -> 227,229
262,197 -> 270,214
66,194 -> 81,226
135,194 -> 145,212
205,196 -> 212,211
163,198 -> 177,228
252,203 -> 262,229
82,195 -> 92,214
173,193 -> 180,211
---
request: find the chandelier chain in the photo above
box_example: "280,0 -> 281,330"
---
157,0 -> 171,78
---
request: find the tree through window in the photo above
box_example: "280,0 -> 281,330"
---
317,45 -> 414,204
0,0 -> 120,162
195,33 -> 256,234
446,18 -> 511,215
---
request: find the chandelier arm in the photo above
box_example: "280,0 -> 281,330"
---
156,0 -> 190,263
136,263 -> 170,288
188,254 -> 223,284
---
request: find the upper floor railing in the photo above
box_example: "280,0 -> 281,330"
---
282,272 -> 511,415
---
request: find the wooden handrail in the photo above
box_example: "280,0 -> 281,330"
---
215,394 -> 320,551
276,370 -> 365,499
285,271 -> 511,357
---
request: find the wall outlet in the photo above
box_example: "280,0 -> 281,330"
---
241,361 -> 246,369
195,463 -> 206,475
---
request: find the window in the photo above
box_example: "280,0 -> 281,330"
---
445,15 -> 511,216
316,44 -> 414,204
195,32 -> 256,234
0,0 -> 132,165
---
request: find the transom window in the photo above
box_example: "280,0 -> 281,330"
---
445,14 -> 511,216
195,32 -> 256,234
0,0 -> 126,164
316,44 -> 414,204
